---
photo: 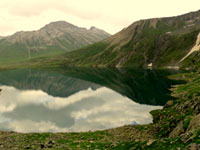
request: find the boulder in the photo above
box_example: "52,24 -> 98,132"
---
169,121 -> 184,138
187,143 -> 200,150
146,139 -> 156,146
164,100 -> 174,108
187,114 -> 200,132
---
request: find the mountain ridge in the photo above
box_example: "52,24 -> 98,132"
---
0,21 -> 110,64
32,9 -> 200,69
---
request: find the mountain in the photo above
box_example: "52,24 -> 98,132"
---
0,21 -> 110,64
29,10 -> 200,69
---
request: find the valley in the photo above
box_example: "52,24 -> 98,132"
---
0,9 -> 200,150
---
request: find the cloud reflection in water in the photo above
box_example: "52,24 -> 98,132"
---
0,85 -> 162,133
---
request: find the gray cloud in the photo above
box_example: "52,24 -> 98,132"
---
0,0 -> 199,36
8,0 -> 101,20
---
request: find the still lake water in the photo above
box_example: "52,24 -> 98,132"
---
0,68 -> 183,133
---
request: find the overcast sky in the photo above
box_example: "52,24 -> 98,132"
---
0,0 -> 199,36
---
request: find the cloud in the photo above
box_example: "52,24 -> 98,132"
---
8,1 -> 65,17
0,0 -> 199,36
6,120 -> 69,133
6,0 -> 101,20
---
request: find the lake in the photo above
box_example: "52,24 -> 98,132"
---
0,68 -> 183,133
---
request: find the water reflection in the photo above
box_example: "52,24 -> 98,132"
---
0,68 -> 183,133
0,86 -> 161,133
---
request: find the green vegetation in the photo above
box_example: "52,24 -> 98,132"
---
8,10 -> 200,69
181,51 -> 200,70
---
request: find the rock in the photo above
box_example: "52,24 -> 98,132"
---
48,145 -> 53,148
130,147 -> 137,150
169,121 -> 184,138
90,140 -> 94,143
135,139 -> 139,142
187,114 -> 200,132
48,140 -> 54,145
164,100 -> 174,108
110,143 -> 117,147
146,139 -> 156,146
187,143 -> 200,150
40,144 -> 45,149
181,133 -> 192,143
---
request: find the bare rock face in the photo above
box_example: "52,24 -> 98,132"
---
0,21 -> 110,64
6,21 -> 110,46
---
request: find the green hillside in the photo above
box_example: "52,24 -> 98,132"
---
23,10 -> 200,70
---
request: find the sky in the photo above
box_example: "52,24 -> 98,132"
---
0,0 -> 200,36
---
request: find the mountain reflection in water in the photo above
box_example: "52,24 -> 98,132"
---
0,68 -> 183,133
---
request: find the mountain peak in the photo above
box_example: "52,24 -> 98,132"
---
90,26 -> 97,30
45,9 -> 200,69
89,26 -> 111,36
0,20 -> 111,64
41,21 -> 78,30
89,26 -> 107,32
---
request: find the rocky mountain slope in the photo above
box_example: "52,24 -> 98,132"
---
0,21 -> 110,64
31,10 -> 200,69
